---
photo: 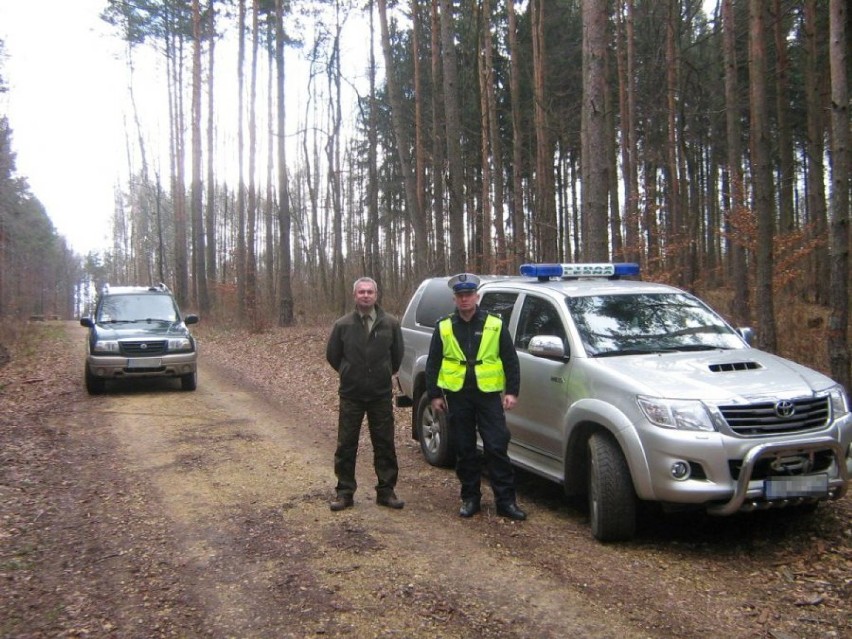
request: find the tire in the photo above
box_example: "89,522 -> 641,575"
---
84,365 -> 106,395
415,391 -> 454,467
588,431 -> 637,542
180,371 -> 197,391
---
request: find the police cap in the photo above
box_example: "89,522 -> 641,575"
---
448,272 -> 481,293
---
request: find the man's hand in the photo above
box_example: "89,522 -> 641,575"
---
431,397 -> 447,413
502,394 -> 517,411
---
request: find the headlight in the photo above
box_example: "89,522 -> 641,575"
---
92,339 -> 120,354
823,385 -> 850,419
167,337 -> 192,352
637,396 -> 717,432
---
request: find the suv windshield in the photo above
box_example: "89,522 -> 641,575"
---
97,295 -> 178,323
566,293 -> 744,357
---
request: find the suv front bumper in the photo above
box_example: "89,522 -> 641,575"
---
86,353 -> 197,380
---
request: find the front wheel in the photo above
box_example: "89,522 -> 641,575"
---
180,371 -> 197,391
415,391 -> 454,467
85,365 -> 106,395
588,432 -> 637,542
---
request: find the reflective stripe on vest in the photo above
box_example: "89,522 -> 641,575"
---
437,314 -> 505,392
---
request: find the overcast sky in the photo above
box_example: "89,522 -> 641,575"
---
0,0 -> 131,255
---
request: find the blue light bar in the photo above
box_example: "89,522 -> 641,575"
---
520,263 -> 640,280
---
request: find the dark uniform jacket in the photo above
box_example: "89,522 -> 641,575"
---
425,307 -> 520,399
326,305 -> 404,401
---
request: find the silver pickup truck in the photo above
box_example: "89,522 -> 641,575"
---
396,263 -> 851,541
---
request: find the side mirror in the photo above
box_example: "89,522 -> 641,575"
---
80,317 -> 94,328
737,327 -> 755,346
184,314 -> 200,325
528,335 -> 568,360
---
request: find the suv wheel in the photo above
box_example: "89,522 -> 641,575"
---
416,391 -> 454,467
588,432 -> 636,542
180,371 -> 197,391
85,365 -> 106,395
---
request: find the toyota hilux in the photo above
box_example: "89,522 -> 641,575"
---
396,263 -> 851,541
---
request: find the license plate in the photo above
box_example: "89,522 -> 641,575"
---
764,474 -> 828,499
127,358 -> 161,369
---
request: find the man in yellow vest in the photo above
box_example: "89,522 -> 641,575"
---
425,273 -> 526,520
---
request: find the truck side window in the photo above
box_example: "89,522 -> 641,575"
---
479,292 -> 518,326
515,296 -> 567,351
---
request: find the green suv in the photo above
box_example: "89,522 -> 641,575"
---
80,284 -> 199,394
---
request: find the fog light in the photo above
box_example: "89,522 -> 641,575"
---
671,461 -> 691,480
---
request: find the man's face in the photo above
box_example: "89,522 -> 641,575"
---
354,282 -> 377,312
453,290 -> 478,313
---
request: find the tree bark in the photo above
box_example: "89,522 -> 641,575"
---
827,0 -> 850,392
438,0 -> 466,272
749,0 -> 777,351
722,0 -> 750,326
581,0 -> 609,261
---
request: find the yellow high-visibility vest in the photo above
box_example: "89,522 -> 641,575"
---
437,314 -> 505,392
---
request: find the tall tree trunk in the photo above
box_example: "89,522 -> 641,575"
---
168,10 -> 189,307
749,0 -> 777,351
481,0 -> 506,273
532,0 -> 557,261
581,0 -> 609,261
377,0 -> 429,277
506,0 -> 526,272
245,0 -> 259,326
477,0 -> 493,273
665,0 -> 682,278
804,0 -> 829,304
236,0 -> 247,317
617,0 -> 640,264
328,1 -> 345,310
411,0 -> 426,281
827,0 -> 850,391
430,0 -> 447,274
205,0 -> 217,297
438,0 -> 466,272
190,0 -> 208,312
722,0 -> 750,325
366,0 -> 381,284
265,41 -> 275,311
772,0 -> 794,234
275,0 -> 294,326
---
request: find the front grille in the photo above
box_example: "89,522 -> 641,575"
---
719,396 -> 830,436
120,340 -> 167,356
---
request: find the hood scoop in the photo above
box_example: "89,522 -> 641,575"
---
709,361 -> 763,373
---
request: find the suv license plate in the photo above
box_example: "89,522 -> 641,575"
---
127,358 -> 162,369
764,474 -> 828,499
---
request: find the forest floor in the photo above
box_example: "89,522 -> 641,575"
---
0,320 -> 850,639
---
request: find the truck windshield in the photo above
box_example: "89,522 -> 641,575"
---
97,295 -> 178,323
565,293 -> 744,357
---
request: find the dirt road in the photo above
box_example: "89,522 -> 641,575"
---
1,322 -> 850,638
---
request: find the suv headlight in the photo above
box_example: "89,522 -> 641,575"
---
167,337 -> 193,352
92,339 -> 120,354
637,396 -> 717,432
823,385 -> 850,419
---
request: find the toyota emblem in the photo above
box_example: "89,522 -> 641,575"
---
140,343 -> 148,350
774,400 -> 795,418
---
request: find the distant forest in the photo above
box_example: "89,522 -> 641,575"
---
0,0 -> 848,388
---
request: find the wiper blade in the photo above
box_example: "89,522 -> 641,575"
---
593,348 -> 662,358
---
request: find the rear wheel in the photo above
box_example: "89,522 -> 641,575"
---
415,391 -> 454,467
180,371 -> 197,391
84,365 -> 106,395
588,431 -> 636,542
